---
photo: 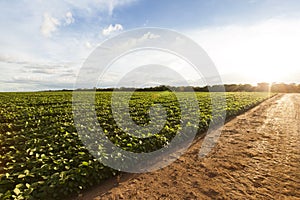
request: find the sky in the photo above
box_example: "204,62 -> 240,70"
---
1,0 -> 300,91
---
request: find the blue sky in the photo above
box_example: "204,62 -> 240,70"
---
1,0 -> 300,91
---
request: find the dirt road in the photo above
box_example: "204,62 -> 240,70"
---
79,94 -> 300,200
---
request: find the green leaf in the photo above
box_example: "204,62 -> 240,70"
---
13,188 -> 21,195
126,143 -> 132,147
81,161 -> 89,166
18,174 -> 26,179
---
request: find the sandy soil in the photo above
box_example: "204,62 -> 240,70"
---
77,94 -> 300,200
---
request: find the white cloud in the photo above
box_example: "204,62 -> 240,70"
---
102,24 -> 123,36
140,32 -> 160,40
56,0 -> 137,16
120,32 -> 160,49
107,31 -> 161,51
106,0 -> 137,16
0,60 -> 78,91
186,18 -> 300,83
40,13 -> 60,38
64,11 -> 75,25
85,41 -> 93,49
98,49 -> 204,88
0,0 -> 138,91
40,11 -> 74,37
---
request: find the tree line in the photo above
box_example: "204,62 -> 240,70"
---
92,83 -> 300,93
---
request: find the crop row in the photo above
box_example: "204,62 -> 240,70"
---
0,92 -> 273,199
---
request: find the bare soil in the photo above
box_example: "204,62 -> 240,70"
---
76,94 -> 300,200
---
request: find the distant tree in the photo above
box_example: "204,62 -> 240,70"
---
90,83 -> 300,93
256,82 -> 270,92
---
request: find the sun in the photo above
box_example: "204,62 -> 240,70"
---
248,68 -> 286,84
